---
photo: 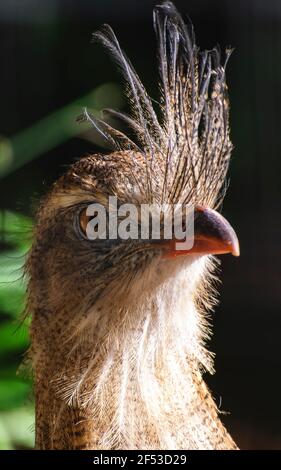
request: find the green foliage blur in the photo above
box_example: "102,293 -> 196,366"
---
0,211 -> 34,449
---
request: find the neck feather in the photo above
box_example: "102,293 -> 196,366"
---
31,258 -> 236,449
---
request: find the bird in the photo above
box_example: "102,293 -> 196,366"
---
25,1 -> 240,450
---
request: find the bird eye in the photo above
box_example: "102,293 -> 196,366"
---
78,207 -> 92,237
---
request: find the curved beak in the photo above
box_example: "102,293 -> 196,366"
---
163,206 -> 240,259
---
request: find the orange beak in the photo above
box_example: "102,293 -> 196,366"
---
163,206 -> 240,259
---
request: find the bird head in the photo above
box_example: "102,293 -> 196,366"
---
26,5 -> 240,447
29,151 -> 238,321
27,2 -> 238,328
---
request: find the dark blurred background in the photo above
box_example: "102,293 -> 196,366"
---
0,0 -> 280,449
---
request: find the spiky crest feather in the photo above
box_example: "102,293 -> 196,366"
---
84,1 -> 233,208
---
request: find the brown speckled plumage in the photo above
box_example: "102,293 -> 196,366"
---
26,2 -> 237,449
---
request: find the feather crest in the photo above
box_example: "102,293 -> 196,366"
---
84,1 -> 233,209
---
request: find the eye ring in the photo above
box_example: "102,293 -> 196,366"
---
78,207 -> 89,236
76,206 -> 93,239
76,204 -> 110,241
